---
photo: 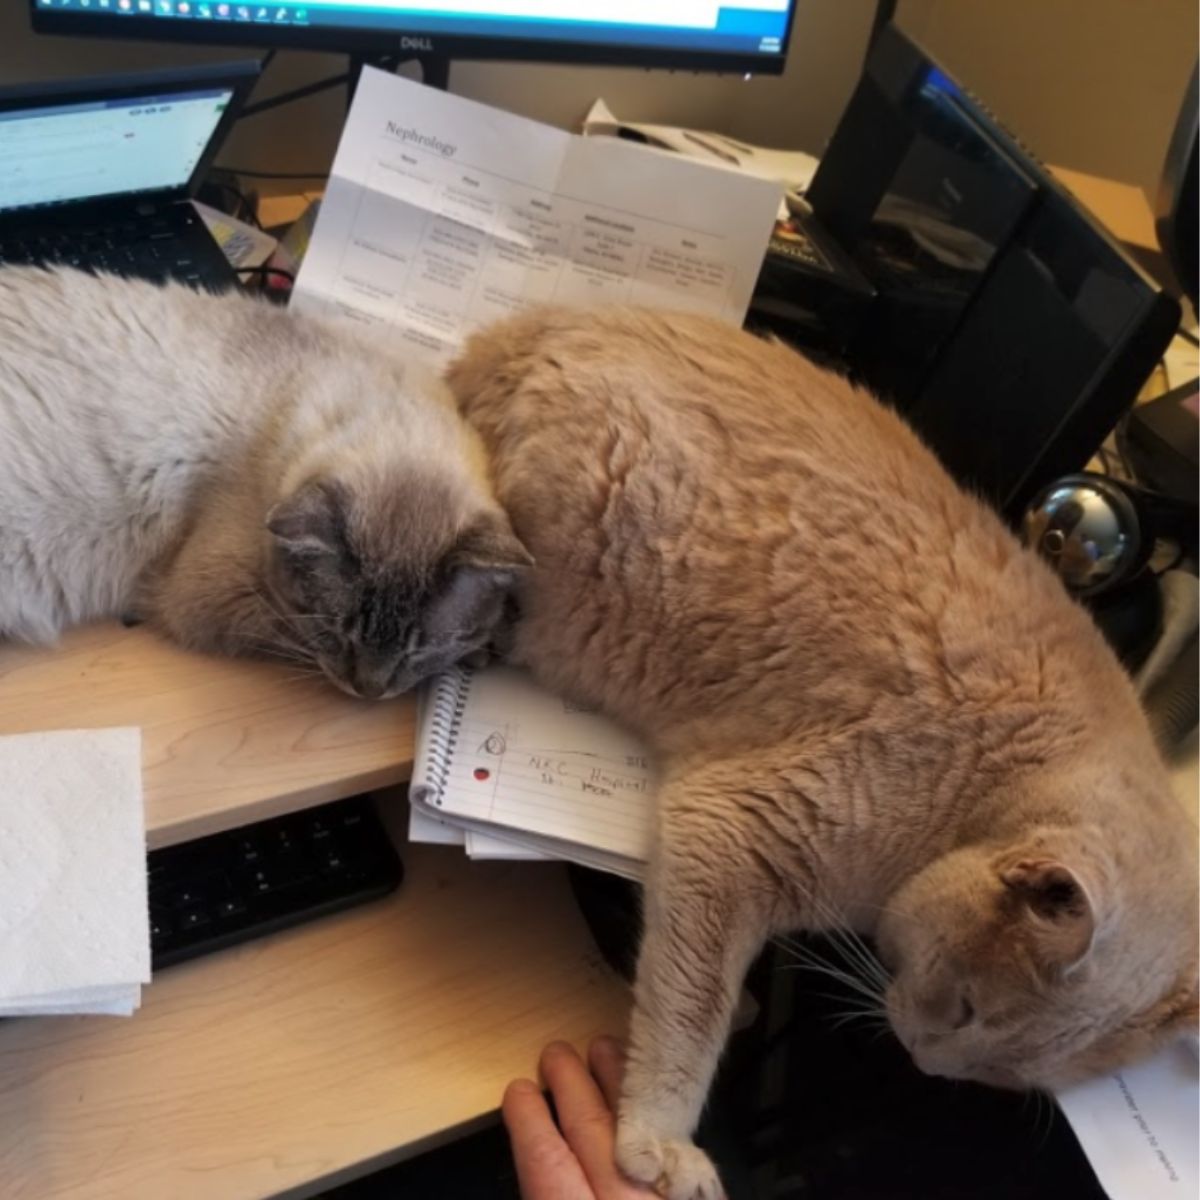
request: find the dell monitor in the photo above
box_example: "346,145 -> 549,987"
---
31,1 -> 798,75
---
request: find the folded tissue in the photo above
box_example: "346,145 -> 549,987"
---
0,727 -> 150,1016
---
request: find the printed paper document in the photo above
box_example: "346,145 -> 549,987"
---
291,67 -> 781,365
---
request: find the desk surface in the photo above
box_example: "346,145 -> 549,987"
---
0,626 -> 630,1200
0,624 -> 416,849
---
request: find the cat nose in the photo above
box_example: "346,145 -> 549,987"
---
353,675 -> 385,700
344,650 -> 388,700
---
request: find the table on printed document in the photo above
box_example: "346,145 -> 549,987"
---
0,622 -> 630,1200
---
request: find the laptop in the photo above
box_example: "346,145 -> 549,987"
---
0,61 -> 259,291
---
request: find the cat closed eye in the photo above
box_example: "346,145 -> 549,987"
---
951,994 -> 977,1030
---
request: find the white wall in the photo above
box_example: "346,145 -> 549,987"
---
901,0 -> 1197,200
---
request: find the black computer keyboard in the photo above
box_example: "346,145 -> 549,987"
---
0,205 -> 231,291
148,795 -> 404,970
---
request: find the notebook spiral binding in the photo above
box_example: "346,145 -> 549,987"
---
423,667 -> 473,806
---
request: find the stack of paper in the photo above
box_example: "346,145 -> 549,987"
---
0,728 -> 150,1016
407,666 -> 654,878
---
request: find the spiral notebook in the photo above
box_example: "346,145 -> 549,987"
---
407,666 -> 656,878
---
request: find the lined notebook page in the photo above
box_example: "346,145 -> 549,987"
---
430,667 -> 655,861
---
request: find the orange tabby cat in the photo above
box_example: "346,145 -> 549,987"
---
447,308 -> 1198,1200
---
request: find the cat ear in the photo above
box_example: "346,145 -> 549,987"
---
450,513 -> 533,573
266,481 -> 347,557
1001,858 -> 1097,973
1160,981 -> 1200,1039
423,516 -> 531,642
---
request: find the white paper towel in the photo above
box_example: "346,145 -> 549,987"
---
0,727 -> 150,1015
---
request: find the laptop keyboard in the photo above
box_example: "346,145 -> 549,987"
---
0,210 -> 228,291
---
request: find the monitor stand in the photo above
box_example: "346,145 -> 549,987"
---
347,53 -> 450,103
242,53 -> 450,121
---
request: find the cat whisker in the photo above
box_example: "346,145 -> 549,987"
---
825,925 -> 891,993
828,1011 -> 878,1031
821,996 -> 893,1032
246,588 -> 324,652
245,637 -> 317,668
796,890 -> 893,993
1030,1089 -> 1057,1150
248,626 -> 313,658
775,938 -> 887,1008
248,637 -> 307,658
775,926 -> 889,994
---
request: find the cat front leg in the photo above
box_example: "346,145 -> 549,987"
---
617,786 -> 772,1200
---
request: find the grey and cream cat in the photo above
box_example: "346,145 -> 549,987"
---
447,308 -> 1199,1200
0,268 -> 527,696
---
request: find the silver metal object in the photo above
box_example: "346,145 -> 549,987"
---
1022,475 -> 1142,596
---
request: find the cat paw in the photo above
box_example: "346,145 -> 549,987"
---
616,1118 -> 724,1200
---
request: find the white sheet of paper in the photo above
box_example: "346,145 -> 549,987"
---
292,68 -> 781,366
1056,1041 -> 1199,1199
465,829 -> 552,861
407,802 -> 466,847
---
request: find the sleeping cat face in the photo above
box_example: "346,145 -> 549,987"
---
875,835 -> 1198,1090
262,473 -> 530,699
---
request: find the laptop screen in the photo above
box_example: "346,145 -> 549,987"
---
0,86 -> 234,214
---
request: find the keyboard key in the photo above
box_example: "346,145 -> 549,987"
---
319,851 -> 346,874
179,907 -> 211,932
247,867 -> 273,894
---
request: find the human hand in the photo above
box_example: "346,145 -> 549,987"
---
502,1036 -> 657,1200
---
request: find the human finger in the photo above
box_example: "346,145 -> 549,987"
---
540,1043 -> 623,1183
540,1042 -> 654,1197
503,1076 -> 594,1200
586,1035 -> 625,1112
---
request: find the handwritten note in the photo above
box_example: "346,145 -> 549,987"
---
1056,1041 -> 1198,1199
415,666 -> 655,865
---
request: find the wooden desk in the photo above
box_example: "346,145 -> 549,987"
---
0,624 -> 413,850
0,626 -> 630,1200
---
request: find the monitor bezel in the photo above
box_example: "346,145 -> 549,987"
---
0,60 -> 261,219
30,5 -> 795,76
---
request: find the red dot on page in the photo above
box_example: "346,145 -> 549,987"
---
474,768 -> 490,781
